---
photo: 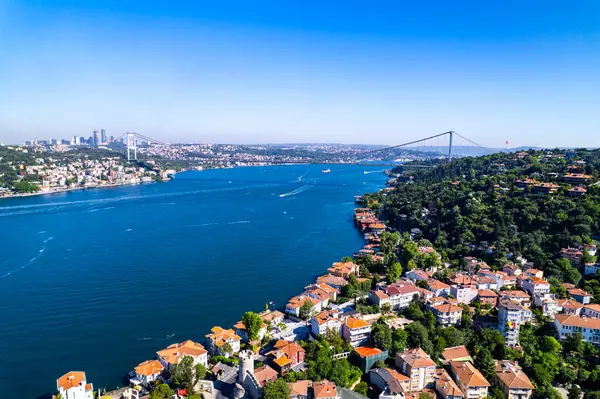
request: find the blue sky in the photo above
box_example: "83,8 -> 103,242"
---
0,1 -> 598,147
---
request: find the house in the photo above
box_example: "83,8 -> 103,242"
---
311,309 -> 343,337
523,269 -> 543,279
317,275 -> 348,289
533,182 -> 559,194
584,263 -> 600,276
473,275 -> 498,291
556,299 -> 583,315
328,261 -> 360,279
267,340 -> 305,374
568,288 -> 593,304
156,340 -> 208,370
303,287 -> 333,308
503,264 -> 522,276
493,361 -> 534,399
440,346 -> 473,364
395,348 -> 436,392
449,361 -> 490,399
306,283 -> 339,302
449,273 -> 473,286
480,271 -> 516,289
131,360 -> 164,386
233,319 -> 268,342
56,371 -> 93,399
288,380 -> 310,399
515,178 -> 538,189
568,186 -> 587,197
521,277 -> 550,297
450,284 -> 478,304
533,293 -> 558,317
406,270 -> 432,282
369,223 -> 387,234
431,303 -> 463,326
314,380 -> 339,399
205,326 -> 242,357
561,248 -> 583,265
259,309 -> 285,326
369,368 -> 411,396
254,365 -> 278,387
342,317 -> 372,347
585,244 -> 598,256
582,304 -> 600,319
477,290 -> 498,307
498,291 -> 531,307
435,368 -> 465,399
498,299 -> 533,346
369,282 -> 420,310
286,295 -> 321,317
563,173 -> 593,184
352,347 -> 389,373
554,314 -> 600,344
427,279 -> 451,297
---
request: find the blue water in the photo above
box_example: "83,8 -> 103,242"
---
0,164 -> 387,398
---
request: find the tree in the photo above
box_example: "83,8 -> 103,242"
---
354,381 -> 369,396
569,385 -> 582,399
371,322 -> 393,351
242,312 -> 263,341
171,356 -> 208,393
263,378 -> 290,399
381,303 -> 393,316
387,262 -> 402,283
419,392 -> 434,399
149,384 -> 173,399
391,328 -> 408,356
221,342 -> 233,356
299,300 -> 315,320
475,349 -> 495,379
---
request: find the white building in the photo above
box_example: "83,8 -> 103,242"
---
582,304 -> 600,319
369,281 -> 421,311
521,277 -> 550,297
431,303 -> 463,326
131,360 -> 164,387
498,299 -> 533,346
311,309 -> 343,337
156,340 -> 208,369
395,348 -> 436,392
342,317 -> 372,347
450,361 -> 490,399
533,293 -> 558,318
450,284 -> 478,304
56,371 -> 93,399
554,314 -> 600,344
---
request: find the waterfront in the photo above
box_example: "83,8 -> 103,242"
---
0,164 -> 387,398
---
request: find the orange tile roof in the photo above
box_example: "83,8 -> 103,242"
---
557,299 -> 583,309
450,361 -> 490,388
428,279 -> 450,290
371,290 -> 390,299
156,340 -> 207,365
354,346 -> 383,358
254,365 -> 278,385
344,317 -> 369,329
206,326 -> 241,346
313,309 -> 341,326
314,380 -> 338,399
288,380 -> 310,396
134,360 -> 164,377
274,355 -> 292,367
398,348 -> 436,368
57,371 -> 86,391
495,361 -> 534,390
584,304 -> 600,312
259,309 -> 285,323
568,288 -> 592,297
499,290 -> 530,299
436,368 -> 464,397
556,314 -> 600,329
441,346 -> 471,361
432,303 -> 463,314
477,289 -> 498,297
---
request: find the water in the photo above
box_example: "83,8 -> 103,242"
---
0,164 -> 386,398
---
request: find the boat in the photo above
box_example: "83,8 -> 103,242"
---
322,168 -> 331,173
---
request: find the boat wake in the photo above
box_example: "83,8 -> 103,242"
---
227,220 -> 251,225
279,184 -> 315,198
137,333 -> 175,341
363,170 -> 386,174
2,236 -> 53,279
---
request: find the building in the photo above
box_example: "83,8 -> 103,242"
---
288,380 -> 310,399
476,289 -> 498,307
406,270 -> 432,282
314,380 -> 339,399
435,368 -> 465,399
523,268 -> 543,279
369,281 -> 420,310
554,314 -> 600,344
556,299 -> 583,315
515,179 -> 538,189
352,347 -> 389,373
342,317 -> 372,347
311,309 -> 343,337
533,293 -> 558,317
493,361 -> 534,399
267,339 -> 306,374
498,291 -> 531,307
259,309 -> 285,326
498,299 -> 533,346
328,261 -> 360,278
503,264 -> 522,276
568,186 -> 587,197
584,263 -> 600,276
56,371 -> 93,399
427,279 -> 451,297
205,326 -> 242,357
431,303 -> 463,326
521,277 -> 550,297
449,361 -> 490,399
286,295 -> 321,317
233,319 -> 268,342
563,173 -> 592,184
369,368 -> 411,396
254,365 -> 278,387
100,129 -> 107,144
533,183 -> 559,194
317,275 -> 348,289
582,304 -> 600,319
395,348 -> 436,392
131,360 -> 164,386
561,248 -> 583,265
156,340 -> 208,369
450,284 -> 478,304
568,288 -> 593,304
440,346 -> 473,364
473,275 -> 498,291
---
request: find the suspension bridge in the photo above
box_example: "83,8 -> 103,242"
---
116,130 -> 491,167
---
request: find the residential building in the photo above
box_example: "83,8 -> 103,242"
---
286,295 -> 321,317
515,179 -> 538,189
156,340 -> 208,370
431,303 -> 463,326
311,309 -> 343,337
369,281 -> 420,310
568,186 -> 587,197
259,309 -> 285,326
556,299 -> 583,315
503,264 -> 522,276
56,371 -> 93,399
435,368 -> 465,399
395,348 -> 436,392
561,248 -> 583,265
498,291 -> 531,308
493,361 -> 534,399
449,273 -> 473,286
314,380 -> 339,399
317,275 -> 348,289
254,365 -> 278,387
267,339 -> 305,374
306,282 -> 339,302
477,290 -> 498,307
406,270 -> 432,282
288,380 -> 310,399
521,277 -> 550,297
582,304 -> 600,319
369,368 -> 411,396
233,319 -> 268,342
473,275 -> 497,291
131,360 -> 164,386
205,326 -> 242,357
328,261 -> 360,279
342,317 -> 372,347
449,361 -> 490,399
533,293 -> 558,317
568,288 -> 593,304
523,269 -> 543,279
480,271 -> 516,289
427,279 -> 451,297
533,183 -> 559,194
563,173 -> 592,184
352,347 -> 389,373
498,299 -> 533,346
554,314 -> 600,344
440,346 -> 473,364
450,284 -> 478,304
584,263 -> 600,276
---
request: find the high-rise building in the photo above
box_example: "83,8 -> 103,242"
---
93,130 -> 99,145
109,135 -> 114,143
101,129 -> 106,144
51,139 -> 58,145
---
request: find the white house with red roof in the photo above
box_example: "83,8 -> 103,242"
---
56,371 -> 93,399
431,303 -> 463,326
521,277 -> 550,297
156,340 -> 208,369
310,309 -> 343,336
582,304 -> 600,319
554,314 -> 600,344
369,281 -> 421,310
131,360 -> 164,387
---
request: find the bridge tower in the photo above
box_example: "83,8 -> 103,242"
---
448,130 -> 454,161
126,132 -> 137,161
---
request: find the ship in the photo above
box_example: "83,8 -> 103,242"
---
322,168 -> 331,173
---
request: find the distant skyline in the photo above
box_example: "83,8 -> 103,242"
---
0,1 -> 599,147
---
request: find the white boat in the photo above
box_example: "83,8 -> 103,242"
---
322,169 -> 331,173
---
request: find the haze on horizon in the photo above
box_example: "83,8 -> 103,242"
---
0,1 -> 598,148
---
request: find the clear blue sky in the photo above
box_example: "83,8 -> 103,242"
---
0,1 -> 598,147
